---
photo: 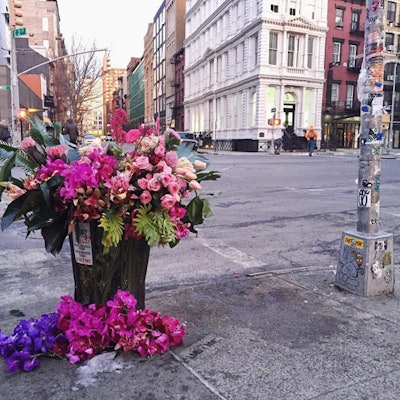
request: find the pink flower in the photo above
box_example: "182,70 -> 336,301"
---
147,177 -> 161,192
164,151 -> 178,168
167,181 -> 180,196
166,128 -> 181,141
125,129 -> 142,143
134,156 -> 151,170
193,160 -> 207,170
159,172 -> 174,187
4,182 -> 26,200
155,117 -> 160,134
45,145 -> 68,160
154,144 -> 165,157
189,180 -> 202,190
160,194 -> 176,209
20,137 -> 36,150
137,177 -> 149,190
140,191 -> 152,204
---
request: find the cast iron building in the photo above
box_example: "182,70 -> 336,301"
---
184,0 -> 328,151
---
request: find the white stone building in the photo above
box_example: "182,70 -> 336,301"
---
184,0 -> 328,150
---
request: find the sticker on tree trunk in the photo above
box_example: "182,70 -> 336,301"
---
72,222 -> 93,265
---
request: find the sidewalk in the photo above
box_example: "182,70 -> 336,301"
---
1,242 -> 400,399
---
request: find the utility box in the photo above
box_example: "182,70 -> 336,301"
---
336,230 -> 394,296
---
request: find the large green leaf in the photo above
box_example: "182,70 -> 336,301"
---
185,196 -> 205,227
1,190 -> 43,230
0,152 -> 17,197
29,116 -> 60,147
41,215 -> 69,255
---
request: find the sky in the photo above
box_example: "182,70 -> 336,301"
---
57,0 -> 163,68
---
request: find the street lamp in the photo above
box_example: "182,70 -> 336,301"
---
19,108 -> 26,141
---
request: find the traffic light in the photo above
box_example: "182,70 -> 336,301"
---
268,118 -> 281,126
9,0 -> 23,28
103,56 -> 111,72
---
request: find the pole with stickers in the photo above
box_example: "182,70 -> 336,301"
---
336,0 -> 394,296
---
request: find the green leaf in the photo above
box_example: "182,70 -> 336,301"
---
29,115 -> 60,147
185,196 -> 205,226
9,309 -> 25,317
196,170 -> 221,182
41,216 -> 69,256
0,152 -> 17,197
1,190 -> 40,230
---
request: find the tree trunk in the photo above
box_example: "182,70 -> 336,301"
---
69,222 -> 150,309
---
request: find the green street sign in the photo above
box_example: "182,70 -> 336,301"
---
12,27 -> 26,37
0,85 -> 10,90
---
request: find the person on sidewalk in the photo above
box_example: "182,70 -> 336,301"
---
63,118 -> 79,144
305,125 -> 318,156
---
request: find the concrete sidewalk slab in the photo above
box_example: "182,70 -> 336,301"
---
2,264 -> 400,400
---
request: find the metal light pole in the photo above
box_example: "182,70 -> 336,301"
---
388,60 -> 398,152
336,0 -> 394,296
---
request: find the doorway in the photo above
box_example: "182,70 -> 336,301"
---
283,104 -> 296,132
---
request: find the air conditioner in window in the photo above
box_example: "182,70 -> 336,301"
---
387,75 -> 395,81
387,45 -> 395,51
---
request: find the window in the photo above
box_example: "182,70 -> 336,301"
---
287,35 -> 296,67
271,4 -> 278,13
289,8 -> 296,16
387,2 -> 396,23
249,90 -> 257,127
250,33 -> 259,69
346,85 -> 354,108
335,8 -> 344,28
386,32 -> 395,49
333,42 -> 341,64
307,37 -> 314,68
348,44 -> 357,68
269,32 -> 278,65
331,83 -> 339,105
42,17 -> 49,32
351,11 -> 360,31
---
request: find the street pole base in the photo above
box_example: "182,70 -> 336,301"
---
336,230 -> 394,297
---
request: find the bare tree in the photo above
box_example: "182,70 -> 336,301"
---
52,37 -> 104,131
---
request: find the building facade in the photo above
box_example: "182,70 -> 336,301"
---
183,0 -> 328,151
153,3 -> 166,130
383,0 -> 400,149
322,0 -> 365,150
165,0 -> 186,129
144,22 -> 154,125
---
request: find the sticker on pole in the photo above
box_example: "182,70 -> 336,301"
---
358,188 -> 372,208
72,222 -> 93,265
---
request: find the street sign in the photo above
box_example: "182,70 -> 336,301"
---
12,27 -> 26,37
0,85 -> 10,90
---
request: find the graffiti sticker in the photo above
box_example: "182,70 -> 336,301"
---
344,235 -> 365,249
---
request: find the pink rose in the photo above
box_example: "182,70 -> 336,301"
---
167,181 -> 180,195
154,144 -> 165,157
134,156 -> 150,170
137,178 -> 148,190
147,177 -> 161,191
140,191 -> 152,204
160,194 -> 176,209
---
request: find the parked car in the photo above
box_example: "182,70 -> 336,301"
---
177,132 -> 198,150
82,134 -> 101,146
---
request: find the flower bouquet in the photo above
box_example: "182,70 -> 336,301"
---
0,110 -> 220,308
0,289 -> 185,372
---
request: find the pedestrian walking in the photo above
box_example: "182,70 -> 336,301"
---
305,125 -> 318,156
63,118 -> 79,144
